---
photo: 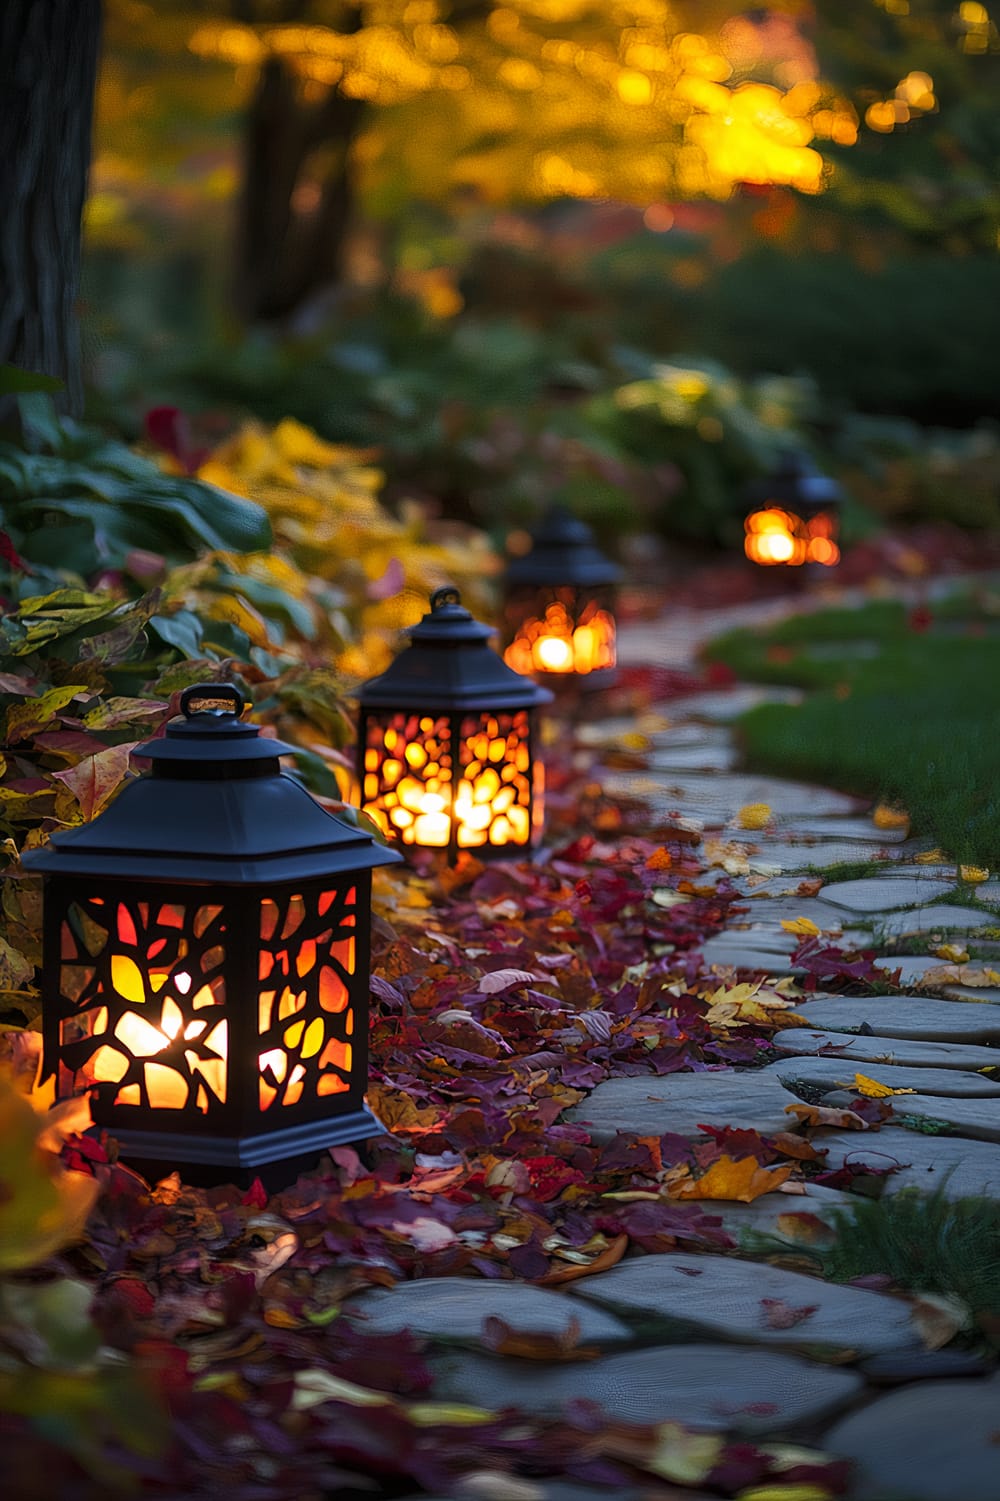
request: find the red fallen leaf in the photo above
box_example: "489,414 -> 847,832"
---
0,530 -> 31,572
908,605 -> 933,633
705,659 -> 737,687
242,1177 -> 268,1209
760,1296 -> 819,1329
108,1277 -> 156,1317
52,742 -> 137,820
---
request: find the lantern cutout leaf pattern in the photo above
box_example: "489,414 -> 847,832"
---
24,682 -> 401,1182
357,588 -> 551,860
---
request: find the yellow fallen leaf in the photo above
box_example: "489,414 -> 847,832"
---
407,1403 -> 496,1427
851,1073 -> 915,1098
737,1487 -> 835,1501
934,944 -> 969,964
621,731 -> 651,752
909,1291 -> 970,1351
737,802 -> 772,830
960,865 -> 989,884
780,916 -> 821,937
703,980 -> 802,1029
915,848 -> 948,864
671,1154 -> 794,1203
648,1422 -> 725,1485
872,804 -> 910,830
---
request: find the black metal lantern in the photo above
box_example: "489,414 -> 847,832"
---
742,453 -> 843,569
357,588 -> 552,860
21,684 -> 402,1180
501,504 -> 623,687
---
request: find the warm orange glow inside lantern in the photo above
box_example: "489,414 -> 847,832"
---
742,455 -> 843,569
24,684 -> 401,1182
357,589 -> 551,860
502,506 -> 622,688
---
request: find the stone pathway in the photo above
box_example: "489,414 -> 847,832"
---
383,590 -> 1000,1501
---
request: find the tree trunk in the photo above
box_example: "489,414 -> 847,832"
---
234,45 -> 366,323
0,0 -> 102,414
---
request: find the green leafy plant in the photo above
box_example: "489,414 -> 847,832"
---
0,393 -> 271,590
750,1186 -> 1000,1346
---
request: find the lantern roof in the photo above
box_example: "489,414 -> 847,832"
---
505,503 -> 623,588
743,452 -> 843,513
22,684 -> 402,884
358,588 -> 553,712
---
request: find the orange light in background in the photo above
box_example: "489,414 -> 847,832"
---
744,507 -> 839,567
503,600 -> 617,677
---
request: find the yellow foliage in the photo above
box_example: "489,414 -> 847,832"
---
193,417 -> 499,680
0,1073 -> 99,1274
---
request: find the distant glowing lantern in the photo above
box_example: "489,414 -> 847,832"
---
22,684 -> 401,1182
502,504 -> 622,688
742,454 -> 843,569
357,588 -> 552,859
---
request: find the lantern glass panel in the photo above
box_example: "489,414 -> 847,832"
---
58,893 -> 228,1112
257,884 -> 357,1112
360,709 -> 537,854
362,711 -> 454,845
503,585 -> 617,678
456,710 -> 533,849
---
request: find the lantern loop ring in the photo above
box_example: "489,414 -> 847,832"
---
181,682 -> 247,719
430,586 -> 462,612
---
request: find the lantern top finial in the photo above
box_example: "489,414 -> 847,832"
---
505,502 -> 622,588
358,590 -> 552,711
743,451 -> 843,513
22,682 -> 402,883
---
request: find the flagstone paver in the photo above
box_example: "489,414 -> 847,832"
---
773,816 -> 912,844
873,955 -> 962,986
809,1128 -> 1000,1198
728,897 -> 850,928
569,1253 -> 925,1356
859,1092 -> 1000,1143
819,877 -> 958,912
345,1278 -> 630,1346
794,994 -> 1000,1043
823,1377 -> 1000,1501
875,904 -> 996,938
648,743 -> 739,772
770,1027 -> 1000,1073
760,1055 -> 1000,1099
565,1069 -> 801,1142
428,1342 -> 864,1435
698,938 -> 805,976
944,983 -> 1000,1003
654,686 -> 805,721
693,1183 -> 857,1244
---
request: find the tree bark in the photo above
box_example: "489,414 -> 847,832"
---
234,29 -> 366,323
0,0 -> 102,414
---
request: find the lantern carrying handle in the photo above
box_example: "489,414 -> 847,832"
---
429,586 -> 462,612
180,683 -> 247,719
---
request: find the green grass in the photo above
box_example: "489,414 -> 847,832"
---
748,1188 -> 1000,1344
704,598 -> 1000,865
